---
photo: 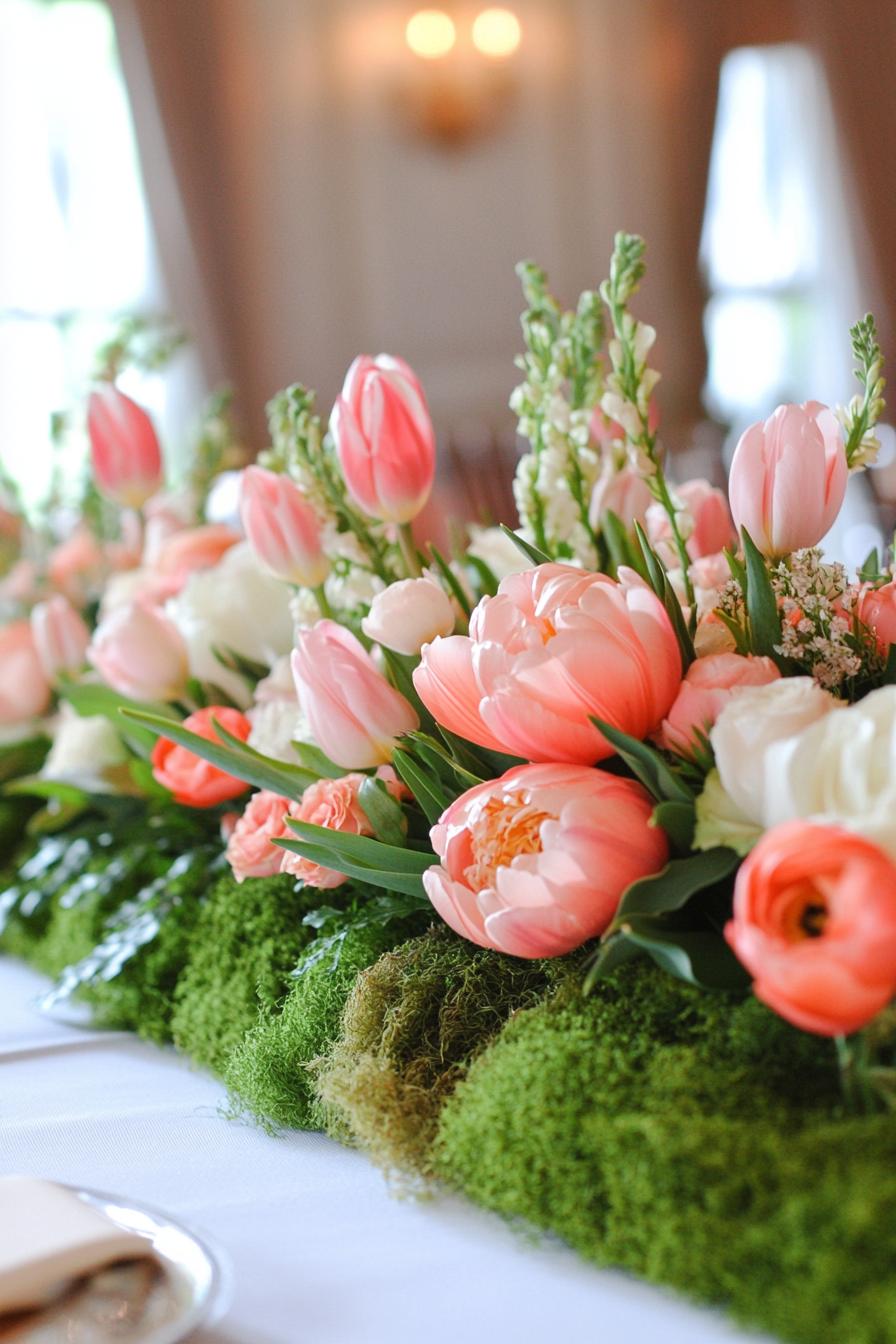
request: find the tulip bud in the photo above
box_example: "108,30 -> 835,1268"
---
239,466 -> 328,587
0,621 -> 52,725
88,601 -> 189,702
31,596 -> 90,680
330,355 -> 436,524
291,620 -> 419,768
728,402 -> 847,558
361,576 -> 455,655
87,384 -> 163,509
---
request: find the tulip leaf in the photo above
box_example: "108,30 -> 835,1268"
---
428,546 -> 473,618
0,735 -> 50,785
465,554 -> 500,598
392,748 -> 452,826
602,509 -> 645,580
282,816 -> 435,872
590,716 -> 694,805
292,742 -> 345,779
608,846 -> 739,933
741,527 -> 785,664
499,524 -> 552,567
358,777 -> 407,847
634,523 -> 695,668
120,708 -> 317,800
859,547 -> 882,582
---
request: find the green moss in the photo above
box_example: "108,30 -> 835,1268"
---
170,872 -> 327,1075
433,961 -> 896,1344
225,919 -> 415,1132
315,925 -> 554,1177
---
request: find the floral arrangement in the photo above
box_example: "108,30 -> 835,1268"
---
2,232 -> 896,1116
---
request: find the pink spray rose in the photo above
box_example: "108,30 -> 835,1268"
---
330,355 -> 436,524
413,563 -> 681,764
0,621 -> 52,724
87,384 -> 163,509
658,652 -> 781,758
728,401 -> 847,557
588,459 -> 653,531
726,821 -> 896,1036
646,478 -> 735,564
858,580 -> 896,655
291,621 -> 419,769
424,763 -> 668,958
88,601 -> 189,701
30,596 -> 90,680
239,466 -> 328,588
279,773 -> 374,889
226,789 -> 293,882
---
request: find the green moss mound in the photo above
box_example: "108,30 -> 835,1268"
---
315,925 -> 555,1177
170,871 -> 328,1075
225,919 -> 420,1132
433,961 -> 896,1344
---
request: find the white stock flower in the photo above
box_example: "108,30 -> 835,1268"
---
166,543 -> 294,706
42,707 -> 126,789
709,676 -> 841,824
760,686 -> 896,856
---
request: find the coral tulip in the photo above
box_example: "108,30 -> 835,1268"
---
87,384 -> 163,509
330,354 -> 436,523
239,465 -> 328,588
0,621 -> 51,724
413,563 -> 681,764
30,596 -> 90,680
658,652 -> 780,758
88,602 -> 189,702
728,401 -> 847,557
424,763 -> 668,958
291,620 -> 419,768
151,706 -> 252,807
726,821 -> 896,1035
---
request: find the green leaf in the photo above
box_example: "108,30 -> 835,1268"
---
212,644 -> 270,685
633,524 -> 696,668
282,816 -> 435,873
609,846 -> 739,932
650,799 -> 696,852
741,528 -> 784,664
582,933 -> 641,993
276,833 -> 431,898
602,510 -> 643,579
5,776 -> 91,807
465,554 -> 500,598
292,742 -> 345,779
860,547 -> 882,582
615,915 -> 750,993
358,777 -> 407,846
0,736 -> 50,785
499,524 -> 551,567
61,683 -> 180,759
428,546 -> 473,618
120,708 -> 316,800
884,644 -> 896,687
379,647 -> 438,736
591,716 -> 694,805
392,748 -> 451,826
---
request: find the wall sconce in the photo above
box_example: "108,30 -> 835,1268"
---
399,6 -> 523,147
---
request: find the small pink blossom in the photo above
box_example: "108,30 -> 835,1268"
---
658,652 -> 781,758
226,790 -> 292,882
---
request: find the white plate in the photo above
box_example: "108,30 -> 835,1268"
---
0,1186 -> 228,1343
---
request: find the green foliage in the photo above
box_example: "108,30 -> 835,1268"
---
315,925 -> 555,1178
741,528 -> 786,665
170,871 -> 332,1075
844,313 -> 886,470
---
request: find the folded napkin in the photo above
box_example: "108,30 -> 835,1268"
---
0,1176 -> 151,1315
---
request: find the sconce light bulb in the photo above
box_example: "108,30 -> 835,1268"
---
471,7 -> 522,59
406,9 -> 457,60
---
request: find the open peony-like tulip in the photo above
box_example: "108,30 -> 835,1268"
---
726,821 -> 896,1035
239,466 -> 328,588
292,620 -> 419,769
30,596 -> 90,680
728,401 -> 847,557
413,563 -> 681,764
0,621 -> 52,725
329,354 -> 436,524
87,384 -> 163,509
151,706 -> 252,808
424,763 -> 668,958
658,652 -> 780,759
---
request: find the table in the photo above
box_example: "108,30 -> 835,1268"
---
0,956 -> 772,1344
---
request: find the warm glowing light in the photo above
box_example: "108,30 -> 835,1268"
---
406,9 -> 457,60
471,7 -> 521,59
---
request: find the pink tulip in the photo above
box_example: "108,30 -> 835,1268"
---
726,821 -> 896,1035
588,460 -> 653,531
413,563 -> 681,764
48,527 -> 105,606
226,789 -> 292,883
154,524 -> 241,588
30,596 -> 90,680
657,652 -> 780,758
858,580 -> 896,655
88,601 -> 189,701
0,621 -> 52,724
330,355 -> 436,523
424,763 -> 668,958
239,466 -> 328,587
87,384 -> 163,509
291,620 -> 419,768
728,401 -> 847,557
647,478 -> 735,563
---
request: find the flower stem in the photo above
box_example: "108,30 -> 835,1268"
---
398,523 -> 422,578
313,584 -> 335,619
835,1031 -> 876,1114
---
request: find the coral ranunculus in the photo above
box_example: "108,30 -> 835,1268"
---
151,706 -> 252,808
413,563 -> 681,764
726,821 -> 896,1036
226,789 -> 292,882
424,763 -> 668,958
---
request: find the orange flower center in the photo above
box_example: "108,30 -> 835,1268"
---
779,878 -> 831,941
463,792 -> 551,891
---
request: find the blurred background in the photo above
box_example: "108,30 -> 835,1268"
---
2,0 -> 896,562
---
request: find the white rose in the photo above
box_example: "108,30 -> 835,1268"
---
166,543 -> 294,706
710,677 -> 841,823
42,707 -> 126,789
361,576 -> 455,656
761,685 -> 896,856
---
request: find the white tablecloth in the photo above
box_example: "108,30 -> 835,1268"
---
0,956 -> 772,1344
